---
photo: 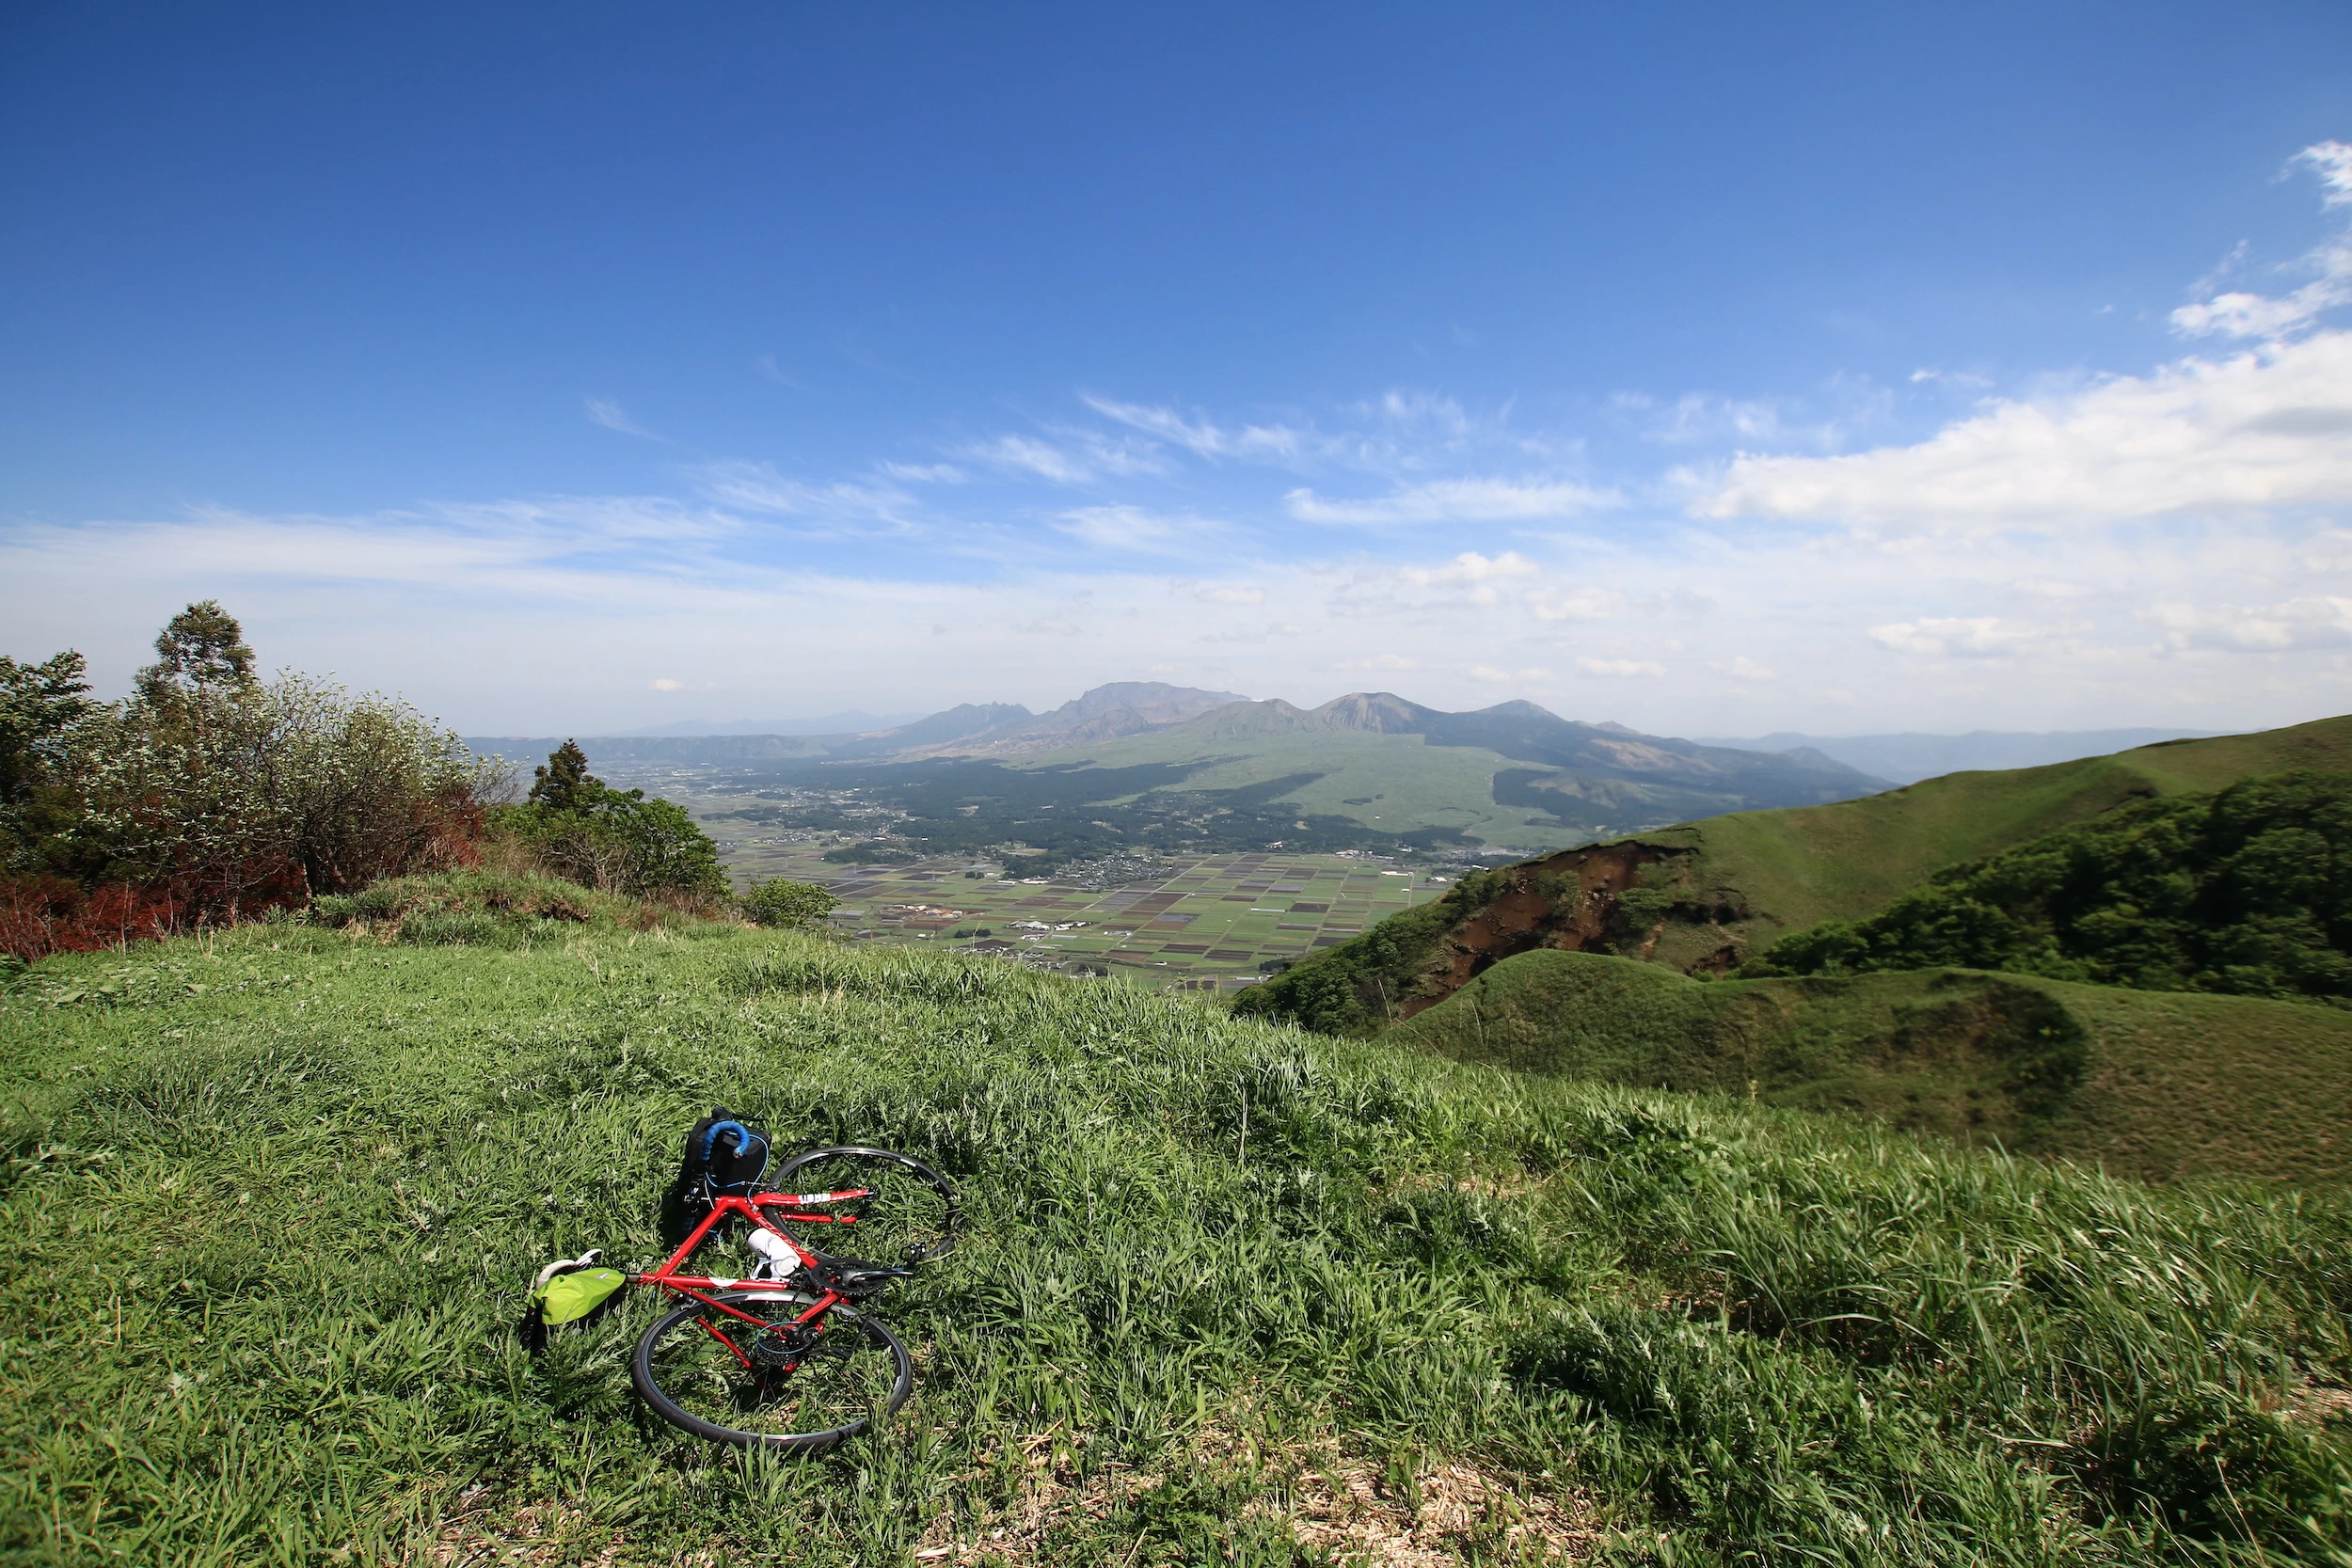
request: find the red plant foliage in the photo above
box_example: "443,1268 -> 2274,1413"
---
0,863 -> 310,962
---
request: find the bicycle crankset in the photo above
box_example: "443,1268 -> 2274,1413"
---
748,1322 -> 820,1370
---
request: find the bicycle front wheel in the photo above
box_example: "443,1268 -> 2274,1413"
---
630,1290 -> 913,1450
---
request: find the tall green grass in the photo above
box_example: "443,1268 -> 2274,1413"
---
3,899 -> 2347,1564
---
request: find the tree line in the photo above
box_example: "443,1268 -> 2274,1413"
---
2,603 -> 831,959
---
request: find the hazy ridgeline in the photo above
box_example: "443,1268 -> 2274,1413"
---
4,899 -> 2347,1565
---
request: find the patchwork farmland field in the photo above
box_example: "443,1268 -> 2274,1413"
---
726,836 -> 1445,990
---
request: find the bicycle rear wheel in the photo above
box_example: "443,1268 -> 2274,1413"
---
630,1290 -> 913,1449
769,1146 -> 960,1265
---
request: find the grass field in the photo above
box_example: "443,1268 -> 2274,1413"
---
1383,948 -> 2352,1184
5,892 -> 2351,1564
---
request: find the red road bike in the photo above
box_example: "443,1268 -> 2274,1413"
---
624,1146 -> 958,1450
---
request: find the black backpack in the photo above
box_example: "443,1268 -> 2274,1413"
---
658,1107 -> 772,1251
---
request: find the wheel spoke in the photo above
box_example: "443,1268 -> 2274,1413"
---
633,1291 -> 912,1449
767,1148 -> 959,1265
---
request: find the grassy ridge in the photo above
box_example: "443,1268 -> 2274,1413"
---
1384,948 -> 2352,1183
1676,716 -> 2352,955
3,909 -> 2349,1563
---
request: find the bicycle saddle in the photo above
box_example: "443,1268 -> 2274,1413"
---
805,1250 -> 914,1297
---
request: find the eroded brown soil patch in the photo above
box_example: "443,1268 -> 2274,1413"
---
1398,843 -> 1686,1021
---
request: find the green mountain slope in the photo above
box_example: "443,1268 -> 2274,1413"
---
1758,770 -> 2352,1006
1011,691 -> 1888,847
1385,947 -> 2352,1183
1244,714 -> 2352,1036
1684,715 -> 2352,950
6,903 -> 2348,1563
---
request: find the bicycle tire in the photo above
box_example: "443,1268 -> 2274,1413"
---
630,1289 -> 913,1450
767,1145 -> 961,1264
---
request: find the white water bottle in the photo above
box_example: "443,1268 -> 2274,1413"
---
746,1228 -> 803,1282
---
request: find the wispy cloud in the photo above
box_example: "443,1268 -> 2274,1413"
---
1867,617 -> 2061,658
1053,505 -> 1223,554
1286,477 -> 1615,525
957,429 -> 1169,484
1080,395 -> 1303,461
691,462 -> 922,535
585,399 -> 662,439
2171,142 -> 2352,341
1526,584 -> 1709,622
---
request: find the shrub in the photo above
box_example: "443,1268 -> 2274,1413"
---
493,750 -> 728,902
742,878 -> 837,928
1,605 -> 496,958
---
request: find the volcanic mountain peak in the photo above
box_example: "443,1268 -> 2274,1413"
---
1311,691 -> 1437,733
903,682 -> 1250,757
1041,682 -> 1249,727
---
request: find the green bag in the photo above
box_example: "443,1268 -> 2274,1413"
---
533,1266 -> 626,1325
518,1250 -> 627,1354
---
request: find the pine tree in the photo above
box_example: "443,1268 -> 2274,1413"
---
528,740 -> 600,812
134,600 -> 257,705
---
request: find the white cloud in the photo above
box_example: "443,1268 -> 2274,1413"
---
1286,477 -> 1615,525
1079,396 -> 1303,461
10,488 -> 2348,736
691,463 -> 921,535
1708,657 -> 1777,680
585,399 -> 660,438
959,429 -> 1168,484
1337,653 -> 1419,672
1194,585 -> 1265,604
961,435 -> 1093,483
2171,142 -> 2352,341
879,461 -> 966,483
2149,595 -> 2352,651
2010,577 -> 2091,599
1526,584 -> 1709,622
1867,617 -> 2055,658
1331,550 -> 1549,617
1471,664 -> 1556,683
1697,330 -> 2352,531
648,677 -> 683,691
1053,505 -> 1218,554
1397,550 -> 1541,587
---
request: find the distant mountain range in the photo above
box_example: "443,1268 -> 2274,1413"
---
1695,728 -> 2228,786
469,683 -> 1250,766
468,683 -> 1892,851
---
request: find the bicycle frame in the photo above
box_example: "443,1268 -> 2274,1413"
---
627,1187 -> 874,1365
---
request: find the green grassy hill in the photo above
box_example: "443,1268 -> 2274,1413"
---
1676,715 -> 2352,955
1385,948 -> 2352,1183
8,892 -> 2350,1564
1243,715 -> 2352,1034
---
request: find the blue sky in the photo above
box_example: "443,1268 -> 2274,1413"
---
7,1 -> 2352,736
